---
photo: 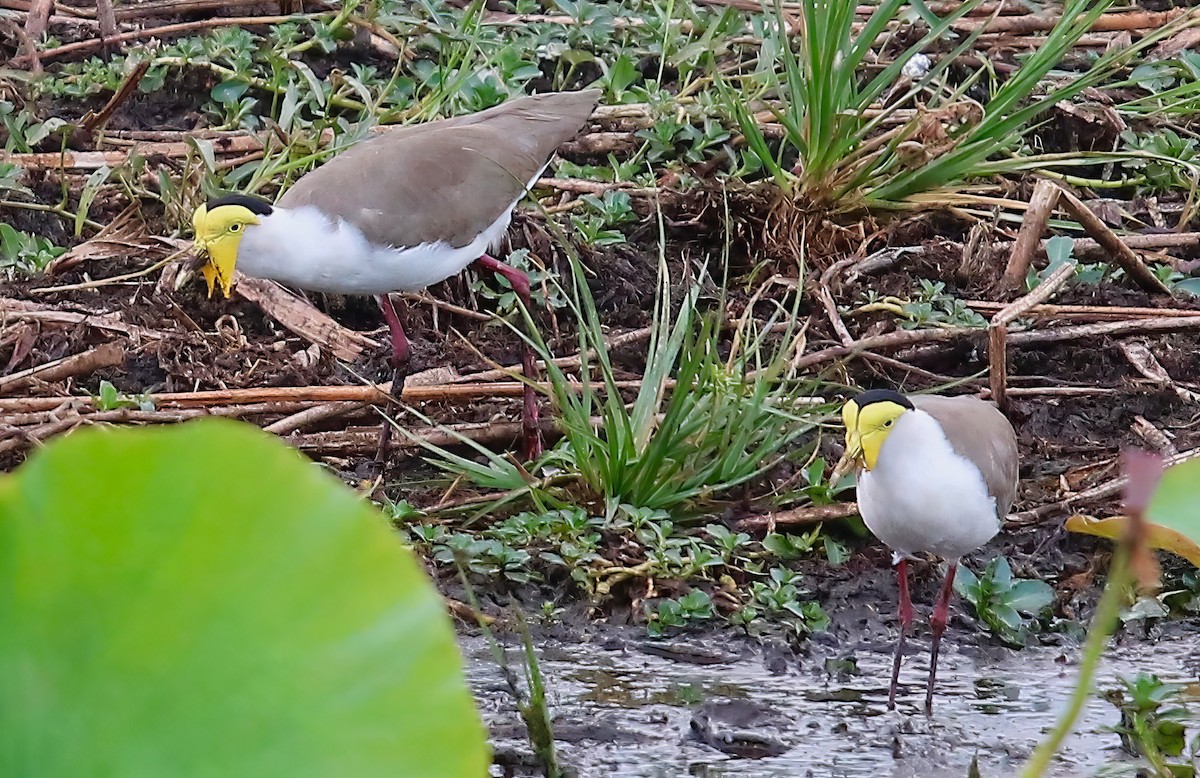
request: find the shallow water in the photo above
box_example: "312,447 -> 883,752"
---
466,631 -> 1199,777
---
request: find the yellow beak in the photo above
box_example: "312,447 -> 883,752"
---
830,430 -> 863,485
193,238 -> 237,299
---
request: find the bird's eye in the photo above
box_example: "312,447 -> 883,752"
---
883,419 -> 894,428
230,223 -> 242,232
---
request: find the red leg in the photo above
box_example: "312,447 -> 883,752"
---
474,254 -> 542,461
377,293 -> 411,373
889,557 -> 914,710
925,561 -> 959,715
375,294 -> 411,463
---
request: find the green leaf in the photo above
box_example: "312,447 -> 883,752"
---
1044,235 -> 1076,265
1146,458 -> 1200,552
0,419 -> 487,777
1006,579 -> 1055,614
210,79 -> 250,104
75,164 -> 111,236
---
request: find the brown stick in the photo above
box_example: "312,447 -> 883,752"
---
0,342 -> 124,393
0,134 -> 267,170
21,0 -> 53,71
1005,316 -> 1200,346
1010,444 -> 1200,525
76,58 -> 150,139
988,261 -> 1076,410
95,0 -> 116,52
967,301 -> 1200,321
1056,188 -> 1173,296
0,378 -> 651,413
285,420 -> 555,456
735,502 -> 860,533
0,402 -> 304,455
1001,178 -> 1060,290
792,327 -> 974,372
232,276 -> 379,363
952,8 -> 1185,35
1069,231 -> 1200,260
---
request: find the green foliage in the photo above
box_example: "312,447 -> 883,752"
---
646,589 -> 716,636
0,223 -> 66,278
955,557 -> 1055,646
740,567 -> 830,636
726,0 -> 1189,209
535,247 -> 823,516
1101,673 -> 1198,777
1119,128 -> 1200,193
570,190 -> 639,246
0,419 -> 487,777
1146,457 -> 1200,551
470,248 -> 569,318
92,380 -> 155,412
858,280 -> 987,330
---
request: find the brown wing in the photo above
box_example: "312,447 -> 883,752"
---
278,90 -> 600,248
912,395 -> 1020,517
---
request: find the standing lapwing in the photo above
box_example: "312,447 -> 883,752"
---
835,389 -> 1019,713
190,89 -> 602,462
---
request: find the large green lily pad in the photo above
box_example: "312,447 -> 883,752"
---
0,419 -> 487,777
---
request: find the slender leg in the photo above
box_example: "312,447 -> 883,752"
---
375,293 -> 411,463
925,560 -> 959,715
473,253 -> 543,461
889,557 -> 914,710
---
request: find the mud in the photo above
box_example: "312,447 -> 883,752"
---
469,628 -> 1200,777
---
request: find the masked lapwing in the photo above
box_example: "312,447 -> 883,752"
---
834,389 -> 1019,713
190,89 -> 602,462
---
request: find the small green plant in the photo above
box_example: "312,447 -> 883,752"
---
569,190 -> 638,246
92,380 -> 155,412
1100,673 -> 1198,777
433,534 -> 535,584
471,248 -> 568,318
856,280 -> 987,330
737,567 -> 830,636
955,557 -> 1055,646
761,528 -> 821,560
0,224 -> 66,279
646,589 -> 716,636
1119,128 -> 1200,193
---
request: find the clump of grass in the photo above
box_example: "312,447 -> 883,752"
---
402,211 -> 830,519
725,0 -> 1198,213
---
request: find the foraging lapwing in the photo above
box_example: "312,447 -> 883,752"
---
834,389 -> 1019,713
190,89 -> 602,462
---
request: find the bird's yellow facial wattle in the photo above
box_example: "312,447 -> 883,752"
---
842,398 -> 908,471
191,203 -> 260,298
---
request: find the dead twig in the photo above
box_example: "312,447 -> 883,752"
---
735,502 -> 860,533
1010,444 -> 1200,525
1057,188 -> 1173,296
1001,178 -> 1061,290
16,13 -> 331,64
989,261 -> 1076,410
0,378 -> 651,413
232,276 -> 379,362
967,301 -> 1200,321
76,58 -> 151,140
0,342 -> 124,393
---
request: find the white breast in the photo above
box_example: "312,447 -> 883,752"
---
856,409 -> 1001,560
233,205 -> 513,296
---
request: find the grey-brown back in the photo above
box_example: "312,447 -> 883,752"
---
278,90 -> 601,249
912,394 -> 1019,518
